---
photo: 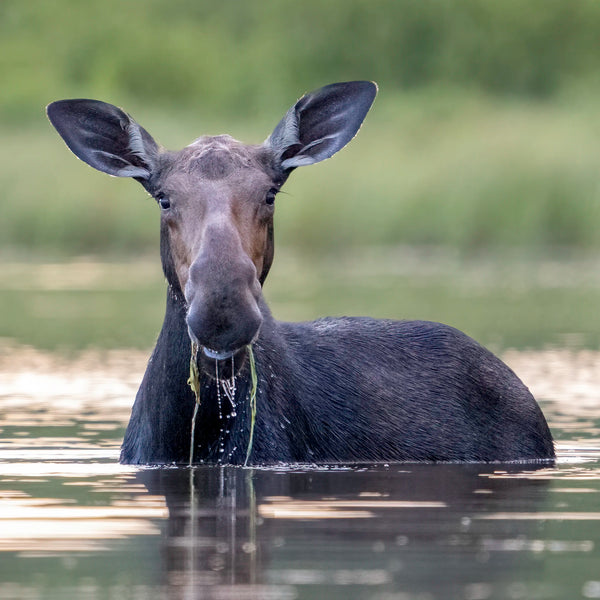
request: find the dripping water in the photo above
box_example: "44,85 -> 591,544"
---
215,356 -> 239,463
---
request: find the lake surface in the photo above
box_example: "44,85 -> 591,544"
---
0,346 -> 599,600
3,251 -> 600,350
1,255 -> 600,599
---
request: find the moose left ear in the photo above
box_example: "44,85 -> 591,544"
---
266,81 -> 377,171
46,99 -> 159,181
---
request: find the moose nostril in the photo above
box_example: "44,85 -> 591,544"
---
184,278 -> 199,307
246,262 -> 261,297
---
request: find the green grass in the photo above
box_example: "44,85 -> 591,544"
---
3,90 -> 600,257
4,0 -> 600,123
4,1 -> 600,256
277,90 -> 600,254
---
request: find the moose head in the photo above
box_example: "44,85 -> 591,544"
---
47,82 -> 377,372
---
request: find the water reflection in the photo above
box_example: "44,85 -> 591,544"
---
136,464 -> 558,599
0,347 -> 599,599
0,492 -> 166,554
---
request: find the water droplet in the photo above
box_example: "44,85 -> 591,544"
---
242,542 -> 256,554
215,542 -> 229,554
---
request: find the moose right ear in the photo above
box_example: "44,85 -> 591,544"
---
266,81 -> 377,171
46,99 -> 159,180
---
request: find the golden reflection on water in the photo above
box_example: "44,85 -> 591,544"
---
0,347 -> 169,556
258,497 -> 447,520
0,499 -> 167,554
0,343 -> 599,599
503,349 -> 600,453
0,345 -> 143,465
0,346 -> 145,422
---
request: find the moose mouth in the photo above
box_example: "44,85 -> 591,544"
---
186,324 -> 245,362
202,347 -> 237,361
195,343 -> 249,380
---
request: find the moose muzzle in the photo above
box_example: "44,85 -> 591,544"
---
184,223 -> 263,361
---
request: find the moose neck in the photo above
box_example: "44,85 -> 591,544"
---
121,224 -> 277,464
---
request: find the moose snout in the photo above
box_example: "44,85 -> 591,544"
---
185,252 -> 263,356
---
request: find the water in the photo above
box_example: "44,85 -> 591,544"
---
0,347 -> 599,600
4,252 -> 600,350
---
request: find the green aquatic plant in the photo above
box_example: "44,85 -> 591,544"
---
244,344 -> 258,467
187,342 -> 258,467
187,342 -> 201,466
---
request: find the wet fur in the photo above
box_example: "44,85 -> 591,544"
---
47,83 -> 555,466
121,285 -> 555,464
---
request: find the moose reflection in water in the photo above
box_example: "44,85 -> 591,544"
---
137,465 -> 552,597
47,81 -> 554,465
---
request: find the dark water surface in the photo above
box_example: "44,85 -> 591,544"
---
0,348 -> 599,599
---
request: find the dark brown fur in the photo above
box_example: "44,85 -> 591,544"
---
46,82 -> 555,465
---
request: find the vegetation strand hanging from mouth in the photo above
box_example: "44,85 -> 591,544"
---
187,342 -> 258,467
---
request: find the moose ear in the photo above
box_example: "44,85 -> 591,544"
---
46,99 -> 159,180
266,81 -> 377,171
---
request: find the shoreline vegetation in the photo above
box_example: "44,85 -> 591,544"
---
3,2 -> 600,258
2,91 -> 600,257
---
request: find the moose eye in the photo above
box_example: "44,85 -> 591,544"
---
265,188 -> 278,205
157,195 -> 171,210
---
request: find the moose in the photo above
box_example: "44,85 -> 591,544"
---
47,81 -> 554,465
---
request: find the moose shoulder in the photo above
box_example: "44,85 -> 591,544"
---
47,81 -> 555,465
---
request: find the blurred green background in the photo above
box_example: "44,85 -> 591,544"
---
3,0 -> 600,257
2,0 -> 600,350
